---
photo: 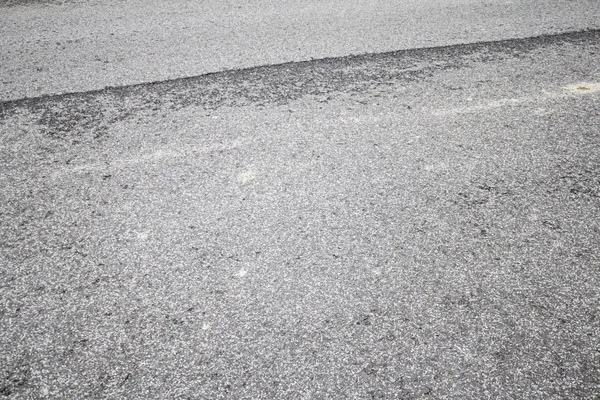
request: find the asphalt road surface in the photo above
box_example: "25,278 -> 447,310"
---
2,0 -> 600,100
1,1 -> 600,399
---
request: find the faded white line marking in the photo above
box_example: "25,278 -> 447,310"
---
433,81 -> 599,116
52,138 -> 247,177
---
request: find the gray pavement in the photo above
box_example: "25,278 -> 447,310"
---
2,0 -> 600,101
1,28 -> 600,398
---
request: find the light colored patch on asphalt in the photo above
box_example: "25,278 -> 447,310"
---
565,81 -> 600,93
136,230 -> 150,241
239,169 -> 256,184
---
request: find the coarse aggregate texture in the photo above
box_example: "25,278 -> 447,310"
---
1,31 -> 600,398
1,0 -> 600,101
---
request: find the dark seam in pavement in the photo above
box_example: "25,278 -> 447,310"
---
1,28 -> 598,108
0,28 -> 599,141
